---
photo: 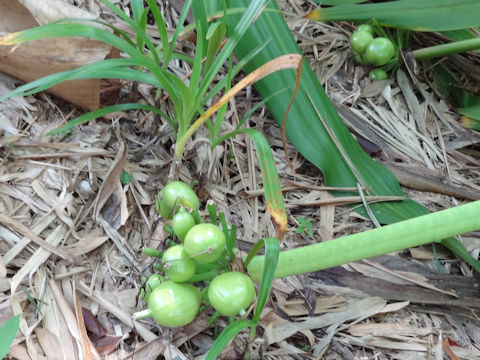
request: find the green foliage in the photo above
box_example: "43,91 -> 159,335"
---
222,0 -> 480,271
251,238 -> 279,325
433,65 -> 480,128
0,314 -> 21,359
0,0 -> 269,158
305,0 -> 480,31
295,216 -> 313,236
120,170 -> 132,185
205,319 -> 251,360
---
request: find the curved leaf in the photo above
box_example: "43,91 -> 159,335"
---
206,319 -> 251,360
305,0 -> 480,32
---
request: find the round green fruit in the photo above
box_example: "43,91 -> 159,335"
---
363,37 -> 395,66
208,272 -> 255,317
140,274 -> 164,303
349,31 -> 374,55
162,245 -> 195,283
147,281 -> 200,327
356,24 -> 374,35
156,181 -> 199,219
352,51 -> 364,64
369,68 -> 388,81
184,224 -> 226,263
172,208 -> 195,242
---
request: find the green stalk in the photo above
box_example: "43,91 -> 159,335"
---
247,201 -> 480,281
143,247 -> 162,258
413,37 -> 480,60
133,309 -> 152,320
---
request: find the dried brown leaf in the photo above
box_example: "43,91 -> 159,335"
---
122,338 -> 169,360
264,297 -> 387,345
73,284 -> 98,360
82,308 -> 107,339
93,335 -> 123,356
35,328 -> 63,360
94,140 -> 127,219
11,225 -> 68,294
349,323 -> 434,337
0,214 -> 72,262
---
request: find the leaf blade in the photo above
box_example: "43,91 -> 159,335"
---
0,314 -> 21,359
305,0 -> 480,31
206,319 -> 252,360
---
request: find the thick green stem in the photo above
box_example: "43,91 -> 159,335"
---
247,201 -> 480,281
412,37 -> 480,60
144,247 -> 162,258
133,309 -> 152,320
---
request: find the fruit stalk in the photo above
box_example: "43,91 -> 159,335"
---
133,309 -> 152,320
412,37 -> 480,60
247,201 -> 480,281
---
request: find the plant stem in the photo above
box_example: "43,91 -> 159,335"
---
133,309 -> 152,320
412,37 -> 480,60
144,247 -> 162,258
247,201 -> 480,282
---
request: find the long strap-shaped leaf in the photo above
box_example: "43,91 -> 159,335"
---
305,0 -> 480,32
224,0 -> 480,271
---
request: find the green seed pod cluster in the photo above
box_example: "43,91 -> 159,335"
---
135,181 -> 256,328
350,24 -> 395,74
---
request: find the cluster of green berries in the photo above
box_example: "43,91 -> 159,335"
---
136,181 -> 255,328
350,24 -> 396,81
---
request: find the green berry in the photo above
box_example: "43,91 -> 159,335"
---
208,272 -> 255,316
140,274 -> 164,303
172,208 -> 195,242
369,68 -> 388,81
162,245 -> 195,283
184,224 -> 226,263
147,281 -> 200,327
156,181 -> 199,219
356,24 -> 374,35
363,37 -> 395,66
350,31 -> 374,55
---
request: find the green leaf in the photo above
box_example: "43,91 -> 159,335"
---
191,0 -> 208,93
130,0 -> 145,22
46,103 -> 171,136
0,59 -> 158,102
145,0 -> 170,64
252,237 -> 279,325
120,170 -> 133,185
305,0 -> 480,31
432,64 -> 480,124
220,128 -> 287,238
459,106 -> 480,123
442,28 -> 480,42
164,0 -> 193,67
0,314 -> 21,359
1,21 -> 143,60
198,0 -> 269,102
99,0 -> 160,64
204,22 -> 227,76
432,65 -> 480,109
206,319 -> 252,360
